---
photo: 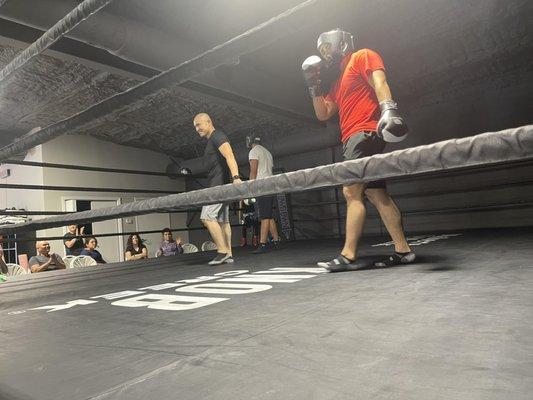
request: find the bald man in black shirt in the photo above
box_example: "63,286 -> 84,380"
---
193,113 -> 242,265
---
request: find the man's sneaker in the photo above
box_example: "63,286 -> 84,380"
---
374,252 -> 416,267
317,255 -> 355,272
252,244 -> 269,254
224,256 -> 234,264
208,253 -> 231,265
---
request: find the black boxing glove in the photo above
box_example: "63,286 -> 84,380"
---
301,55 -> 324,98
377,100 -> 408,143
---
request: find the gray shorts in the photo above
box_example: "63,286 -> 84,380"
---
343,131 -> 386,189
201,203 -> 230,223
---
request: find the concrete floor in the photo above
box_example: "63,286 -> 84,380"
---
1,228 -> 532,400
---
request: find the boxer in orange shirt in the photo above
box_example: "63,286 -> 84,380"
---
302,29 -> 415,271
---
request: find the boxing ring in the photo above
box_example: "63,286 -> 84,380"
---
0,106 -> 531,400
0,0 -> 532,398
1,228 -> 532,400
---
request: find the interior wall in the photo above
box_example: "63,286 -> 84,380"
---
0,145 -> 45,211
2,134 -> 188,260
0,146 -> 45,260
393,86 -> 533,153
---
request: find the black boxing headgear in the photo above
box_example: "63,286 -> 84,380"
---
246,135 -> 261,149
317,28 -> 355,66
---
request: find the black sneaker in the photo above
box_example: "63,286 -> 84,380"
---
208,253 -> 231,265
317,255 -> 355,272
252,244 -> 269,254
374,252 -> 416,267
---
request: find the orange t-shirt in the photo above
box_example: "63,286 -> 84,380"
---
325,49 -> 385,143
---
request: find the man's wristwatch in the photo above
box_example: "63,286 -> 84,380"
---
232,175 -> 241,181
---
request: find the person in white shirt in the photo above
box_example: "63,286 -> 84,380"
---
247,135 -> 280,253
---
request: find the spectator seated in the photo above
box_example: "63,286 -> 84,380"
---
79,237 -> 107,264
29,241 -> 67,273
125,233 -> 148,261
155,228 -> 184,257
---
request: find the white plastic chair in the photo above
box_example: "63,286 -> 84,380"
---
70,255 -> 98,268
181,243 -> 198,254
63,255 -> 77,268
201,241 -> 217,251
5,263 -> 30,276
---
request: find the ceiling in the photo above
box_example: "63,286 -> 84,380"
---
0,0 -> 531,160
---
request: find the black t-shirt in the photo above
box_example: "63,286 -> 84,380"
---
80,248 -> 106,264
63,232 -> 84,256
204,130 -> 230,187
126,245 -> 146,256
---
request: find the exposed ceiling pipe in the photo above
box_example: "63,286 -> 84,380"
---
0,0 -> 316,125
0,0 -> 202,70
0,0 -> 113,84
0,0 -> 334,163
0,0 -> 300,91
0,0 -> 329,162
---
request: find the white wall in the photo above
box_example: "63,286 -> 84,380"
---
2,134 -> 188,261
0,146 -> 45,259
0,145 -> 45,211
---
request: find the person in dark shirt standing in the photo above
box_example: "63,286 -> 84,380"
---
193,113 -> 242,265
63,224 -> 85,256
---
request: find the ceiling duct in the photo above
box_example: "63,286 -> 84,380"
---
0,0 -> 202,70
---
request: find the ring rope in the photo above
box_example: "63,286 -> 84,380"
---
1,125 -> 531,234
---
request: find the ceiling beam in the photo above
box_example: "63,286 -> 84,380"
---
0,0 -> 330,162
